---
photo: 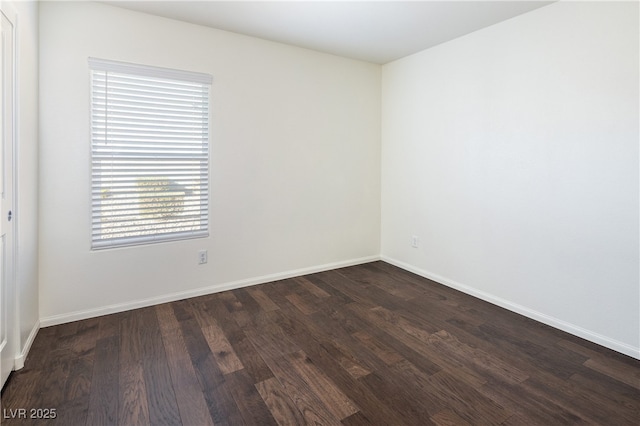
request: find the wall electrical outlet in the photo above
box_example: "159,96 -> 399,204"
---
198,250 -> 208,264
411,235 -> 419,248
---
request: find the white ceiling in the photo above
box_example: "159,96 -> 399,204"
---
102,1 -> 554,64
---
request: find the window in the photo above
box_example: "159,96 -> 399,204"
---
89,58 -> 212,249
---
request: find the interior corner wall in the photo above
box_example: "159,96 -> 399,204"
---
13,0 -> 39,363
38,1 -> 381,323
381,1 -> 639,358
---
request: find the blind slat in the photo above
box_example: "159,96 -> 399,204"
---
92,152 -> 208,159
92,216 -> 209,231
92,230 -> 209,250
92,80 -> 207,94
93,201 -> 209,213
92,74 -> 207,89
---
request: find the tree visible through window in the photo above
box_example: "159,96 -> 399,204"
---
89,58 -> 212,249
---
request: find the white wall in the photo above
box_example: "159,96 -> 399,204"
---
12,0 -> 39,366
39,2 -> 381,322
381,1 -> 639,357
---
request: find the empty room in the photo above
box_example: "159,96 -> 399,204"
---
1,0 -> 639,424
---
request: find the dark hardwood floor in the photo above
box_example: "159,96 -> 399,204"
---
2,261 -> 639,425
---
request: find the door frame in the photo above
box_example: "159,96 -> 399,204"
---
0,0 -> 18,388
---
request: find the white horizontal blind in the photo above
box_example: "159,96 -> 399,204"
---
89,58 -> 211,249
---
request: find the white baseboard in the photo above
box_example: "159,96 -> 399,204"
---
381,255 -> 640,360
14,320 -> 40,370
40,255 -> 380,328
38,253 -> 638,360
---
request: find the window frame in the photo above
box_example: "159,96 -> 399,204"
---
89,58 -> 212,250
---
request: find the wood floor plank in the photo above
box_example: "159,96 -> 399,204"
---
349,303 -> 474,380
341,411 -> 373,425
142,357 -> 181,426
3,261 -> 639,425
200,320 -> 244,374
314,270 -> 378,309
289,277 -> 340,312
63,354 -> 93,402
341,263 -> 425,301
55,394 -> 91,426
247,287 -> 281,312
202,325 -> 244,374
201,297 -> 275,383
243,321 -> 300,360
232,287 -> 264,315
481,376 -> 587,425
256,377 -> 307,425
196,361 -> 244,425
294,276 -> 331,299
285,350 -> 359,419
70,317 -> 100,358
285,330 -> 404,425
37,348 -> 72,409
420,370 -> 511,424
445,315 -> 546,359
476,318 -> 561,357
156,305 -> 214,426
217,291 -> 253,328
371,305 -> 439,338
523,372 -> 638,425
370,261 -> 462,303
1,368 -> 45,422
260,280 -> 310,314
287,307 -> 391,374
305,273 -> 356,305
262,353 -> 343,425
528,343 -> 590,381
49,346 -> 98,424
332,268 -> 409,311
285,292 -> 319,315
425,330 -> 529,384
359,368 -> 438,425
129,306 -> 182,426
97,312 -> 123,339
568,370 -> 640,417
431,409 -> 472,426
118,362 -> 150,426
352,331 -> 405,365
267,307 -> 374,381
225,369 -> 278,425
86,336 -> 119,426
54,321 -> 79,350
179,317 -> 243,426
583,357 -> 640,390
